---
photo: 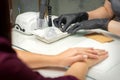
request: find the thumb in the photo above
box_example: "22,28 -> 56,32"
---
53,18 -> 59,27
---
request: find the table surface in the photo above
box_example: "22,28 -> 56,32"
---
12,29 -> 120,80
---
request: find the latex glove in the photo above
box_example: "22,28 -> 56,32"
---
67,18 -> 109,34
53,12 -> 88,32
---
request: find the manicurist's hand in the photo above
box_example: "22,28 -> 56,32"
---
67,19 -> 109,34
53,12 -> 88,32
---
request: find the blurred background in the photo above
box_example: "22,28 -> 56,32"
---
10,0 -> 104,24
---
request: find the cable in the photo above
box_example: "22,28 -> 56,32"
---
47,0 -> 52,27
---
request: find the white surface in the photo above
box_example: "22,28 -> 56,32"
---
99,64 -> 120,80
12,29 -> 90,54
12,29 -> 120,80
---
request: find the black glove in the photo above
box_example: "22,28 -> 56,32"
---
67,18 -> 109,34
53,12 -> 88,32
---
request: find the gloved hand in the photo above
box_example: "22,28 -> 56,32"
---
67,18 -> 109,34
53,12 -> 88,32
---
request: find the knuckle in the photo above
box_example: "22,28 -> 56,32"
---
70,48 -> 78,53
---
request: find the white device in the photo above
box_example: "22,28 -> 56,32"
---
14,12 -> 48,35
14,12 -> 70,43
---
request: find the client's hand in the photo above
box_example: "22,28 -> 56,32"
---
86,49 -> 108,68
55,47 -> 100,67
64,49 -> 108,80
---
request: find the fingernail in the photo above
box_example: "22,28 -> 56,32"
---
83,55 -> 88,59
64,66 -> 69,69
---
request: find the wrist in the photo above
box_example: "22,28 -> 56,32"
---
32,55 -> 60,68
44,55 -> 60,67
101,18 -> 110,31
72,62 -> 89,69
46,55 -> 65,67
65,62 -> 89,80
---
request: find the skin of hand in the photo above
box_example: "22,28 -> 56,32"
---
107,20 -> 120,36
65,49 -> 108,80
86,49 -> 108,68
54,47 -> 101,67
15,47 -> 99,69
